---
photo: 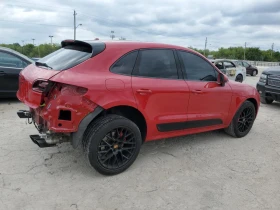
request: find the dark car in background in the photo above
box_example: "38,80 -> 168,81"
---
0,47 -> 34,98
257,67 -> 280,104
233,60 -> 258,76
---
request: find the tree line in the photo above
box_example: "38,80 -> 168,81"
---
1,42 -> 279,62
190,46 -> 280,62
0,43 -> 61,58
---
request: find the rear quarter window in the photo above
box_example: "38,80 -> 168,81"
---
110,51 -> 138,75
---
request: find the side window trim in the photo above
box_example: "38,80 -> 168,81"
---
173,50 -> 184,79
177,49 -> 218,82
109,50 -> 139,76
224,61 -> 235,68
132,48 -> 181,80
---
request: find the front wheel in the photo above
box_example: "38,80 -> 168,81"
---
260,97 -> 274,104
224,101 -> 256,138
83,114 -> 142,175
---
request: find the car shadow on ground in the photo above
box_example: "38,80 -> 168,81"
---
37,129 -> 230,178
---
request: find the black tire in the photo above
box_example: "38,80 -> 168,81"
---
83,114 -> 142,175
251,70 -> 257,76
235,74 -> 243,83
260,97 -> 274,104
224,101 -> 256,138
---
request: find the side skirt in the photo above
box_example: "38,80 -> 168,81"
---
157,119 -> 223,132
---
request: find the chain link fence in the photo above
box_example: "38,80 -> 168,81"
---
246,61 -> 280,66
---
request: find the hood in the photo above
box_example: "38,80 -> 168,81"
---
262,67 -> 280,75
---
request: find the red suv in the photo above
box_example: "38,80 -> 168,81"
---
17,40 -> 260,175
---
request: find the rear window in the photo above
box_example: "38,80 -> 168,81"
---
37,44 -> 92,71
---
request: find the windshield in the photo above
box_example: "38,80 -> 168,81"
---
37,44 -> 92,71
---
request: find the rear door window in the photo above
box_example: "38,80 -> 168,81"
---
133,49 -> 179,79
37,44 -> 92,71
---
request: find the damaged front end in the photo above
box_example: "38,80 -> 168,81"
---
17,73 -> 97,148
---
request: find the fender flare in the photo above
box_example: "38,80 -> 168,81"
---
70,106 -> 104,149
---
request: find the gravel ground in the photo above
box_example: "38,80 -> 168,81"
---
0,68 -> 279,210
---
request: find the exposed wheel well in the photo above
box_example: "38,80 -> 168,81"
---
247,98 -> 258,114
100,106 -> 147,143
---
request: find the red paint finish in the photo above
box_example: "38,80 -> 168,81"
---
186,81 -> 232,123
17,41 -> 260,141
31,83 -> 97,133
131,76 -> 190,140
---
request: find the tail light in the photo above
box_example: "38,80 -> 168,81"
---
32,80 -> 54,93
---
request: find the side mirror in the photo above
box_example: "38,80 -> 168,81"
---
218,73 -> 226,87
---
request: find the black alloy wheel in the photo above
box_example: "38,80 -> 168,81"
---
237,107 -> 254,133
98,127 -> 136,169
83,114 -> 142,175
224,101 -> 256,138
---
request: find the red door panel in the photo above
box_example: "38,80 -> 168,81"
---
132,77 -> 190,140
186,81 -> 233,123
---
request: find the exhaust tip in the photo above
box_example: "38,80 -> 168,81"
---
30,135 -> 56,148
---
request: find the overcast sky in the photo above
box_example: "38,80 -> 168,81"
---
0,0 -> 279,51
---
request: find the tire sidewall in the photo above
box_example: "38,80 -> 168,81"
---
87,117 -> 142,175
232,101 -> 256,137
236,74 -> 243,83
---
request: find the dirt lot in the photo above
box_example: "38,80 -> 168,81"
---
1,69 -> 280,210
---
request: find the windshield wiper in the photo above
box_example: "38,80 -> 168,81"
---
35,61 -> 53,69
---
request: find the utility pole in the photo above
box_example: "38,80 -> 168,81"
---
204,37 -> 207,56
74,10 -> 77,40
271,43 -> 274,57
49,35 -> 53,45
32,38 -> 35,45
244,42 -> 246,60
21,40 -> 24,53
73,10 -> 82,40
110,31 -> 115,40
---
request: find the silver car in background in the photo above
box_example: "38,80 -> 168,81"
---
209,59 -> 247,83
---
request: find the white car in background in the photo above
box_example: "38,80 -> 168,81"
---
209,59 -> 247,83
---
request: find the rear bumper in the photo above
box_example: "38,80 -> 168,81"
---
256,82 -> 280,101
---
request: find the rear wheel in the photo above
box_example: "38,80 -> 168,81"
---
251,70 -> 257,76
235,74 -> 243,83
260,97 -> 274,104
224,101 -> 256,138
83,114 -> 142,175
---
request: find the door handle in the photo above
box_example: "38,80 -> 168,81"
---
191,90 -> 204,94
136,89 -> 152,95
